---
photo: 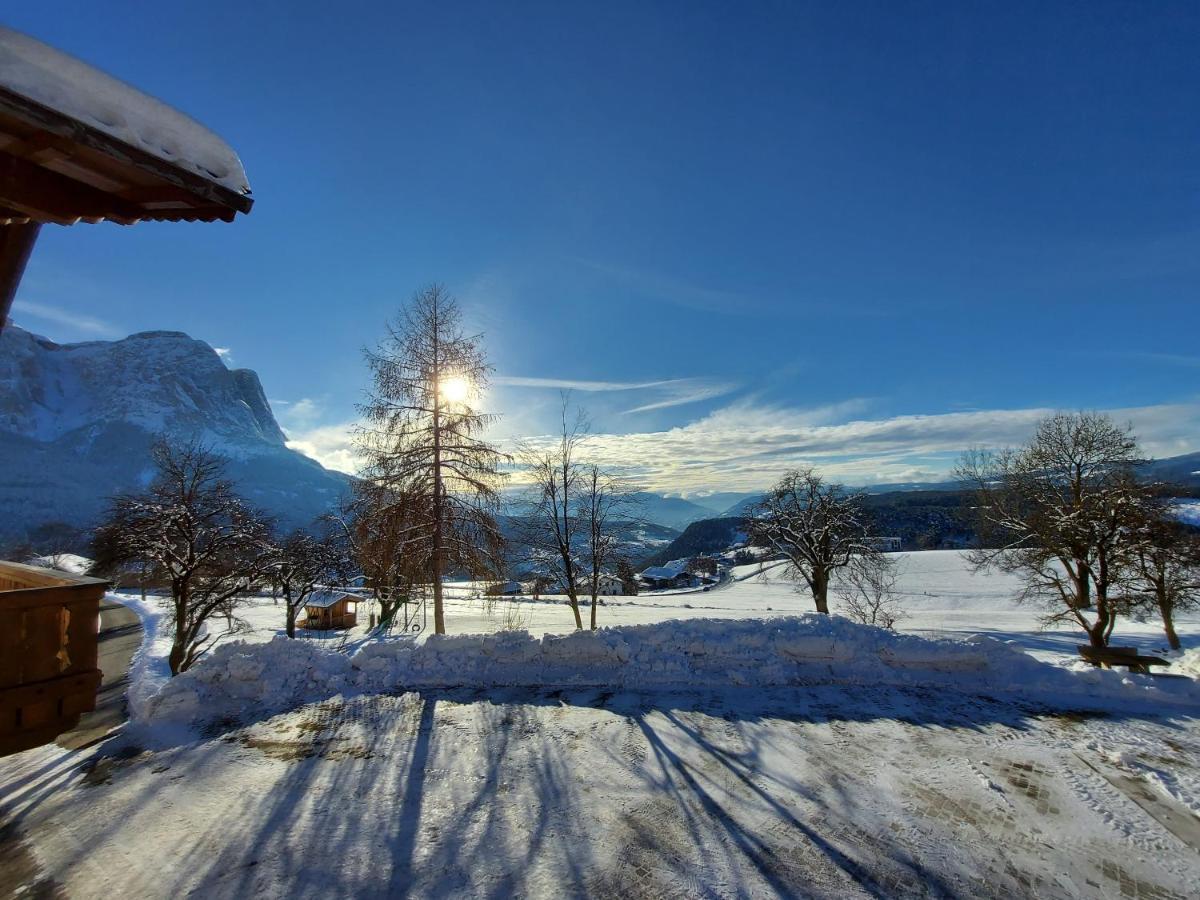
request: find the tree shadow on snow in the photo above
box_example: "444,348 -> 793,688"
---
6,682 -> 1197,899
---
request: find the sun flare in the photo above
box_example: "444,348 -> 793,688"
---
439,375 -> 470,404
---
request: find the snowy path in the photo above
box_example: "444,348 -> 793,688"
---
3,685 -> 1198,898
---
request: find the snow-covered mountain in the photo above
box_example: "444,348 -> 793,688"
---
0,324 -> 349,543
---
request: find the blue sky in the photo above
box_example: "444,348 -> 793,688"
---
7,2 -> 1199,493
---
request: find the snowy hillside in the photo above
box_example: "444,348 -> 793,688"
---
0,324 -> 349,540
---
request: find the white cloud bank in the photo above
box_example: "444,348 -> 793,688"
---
284,399 -> 1200,492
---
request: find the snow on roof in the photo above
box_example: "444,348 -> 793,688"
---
304,590 -> 356,610
0,27 -> 250,195
27,553 -> 92,575
640,566 -> 688,581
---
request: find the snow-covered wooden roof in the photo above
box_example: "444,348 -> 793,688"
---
0,27 -> 252,225
305,591 -> 356,610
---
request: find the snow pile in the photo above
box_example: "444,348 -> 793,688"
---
25,553 -> 92,575
144,637 -> 357,729
139,616 -> 1200,733
1172,648 -> 1200,679
1172,499 -> 1200,526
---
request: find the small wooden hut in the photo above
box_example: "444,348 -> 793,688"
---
0,561 -> 108,756
302,591 -> 359,631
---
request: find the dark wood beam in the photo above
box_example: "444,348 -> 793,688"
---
0,222 -> 40,335
0,150 -> 144,225
0,87 -> 252,216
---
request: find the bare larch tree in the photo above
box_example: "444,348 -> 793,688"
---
358,285 -> 506,634
957,412 -> 1145,648
749,467 -> 876,614
91,439 -> 273,674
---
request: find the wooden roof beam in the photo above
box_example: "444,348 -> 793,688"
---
0,149 -> 143,225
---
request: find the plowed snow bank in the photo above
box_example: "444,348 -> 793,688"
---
140,616 -> 1200,732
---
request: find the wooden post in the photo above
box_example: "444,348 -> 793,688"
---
0,222 -> 40,335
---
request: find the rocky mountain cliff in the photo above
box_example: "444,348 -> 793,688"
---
0,324 -> 349,545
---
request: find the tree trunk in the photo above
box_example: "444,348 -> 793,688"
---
1158,597 -> 1181,651
1070,560 -> 1092,609
590,588 -> 598,631
285,586 -> 295,638
812,569 -> 830,614
168,640 -> 187,676
169,581 -> 188,675
1086,615 -> 1109,649
567,590 -> 583,630
432,419 -> 446,635
431,303 -> 447,636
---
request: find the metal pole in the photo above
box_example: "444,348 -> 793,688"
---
0,222 -> 40,335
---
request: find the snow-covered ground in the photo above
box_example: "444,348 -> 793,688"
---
3,683 -> 1199,898
3,550 -> 1200,898
142,551 -> 1197,667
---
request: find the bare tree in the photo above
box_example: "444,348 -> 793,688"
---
579,463 -> 638,630
616,556 -> 640,596
836,554 -> 905,629
358,285 -> 507,634
518,400 -> 589,629
1123,503 -> 1200,651
749,468 -> 876,613
957,412 -> 1145,648
91,439 -> 273,674
268,528 -> 352,638
330,480 -> 433,631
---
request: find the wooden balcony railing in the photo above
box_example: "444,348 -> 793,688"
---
0,561 -> 108,755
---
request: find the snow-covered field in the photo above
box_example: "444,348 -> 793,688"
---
3,550 -> 1200,899
131,551 -> 1198,669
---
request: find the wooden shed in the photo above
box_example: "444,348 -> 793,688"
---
0,26 -> 253,333
302,591 -> 359,631
0,561 -> 108,756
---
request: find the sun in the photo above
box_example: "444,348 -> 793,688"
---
439,375 -> 471,404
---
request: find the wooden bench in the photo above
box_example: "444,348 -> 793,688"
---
1077,645 -> 1170,675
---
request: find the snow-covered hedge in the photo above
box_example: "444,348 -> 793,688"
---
138,616 -> 1200,732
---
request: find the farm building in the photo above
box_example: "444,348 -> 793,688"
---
302,591 -> 358,630
487,580 -> 523,596
594,574 -> 626,596
639,565 -> 695,590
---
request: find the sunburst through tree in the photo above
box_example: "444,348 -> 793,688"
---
357,284 -> 507,634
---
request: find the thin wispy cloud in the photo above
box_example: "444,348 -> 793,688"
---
213,347 -> 234,365
574,257 -> 753,315
1110,351 -> 1200,368
495,372 -> 740,415
494,375 -> 677,391
10,300 -> 122,338
621,379 -> 742,413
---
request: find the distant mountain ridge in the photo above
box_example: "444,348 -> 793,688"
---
0,324 -> 349,544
